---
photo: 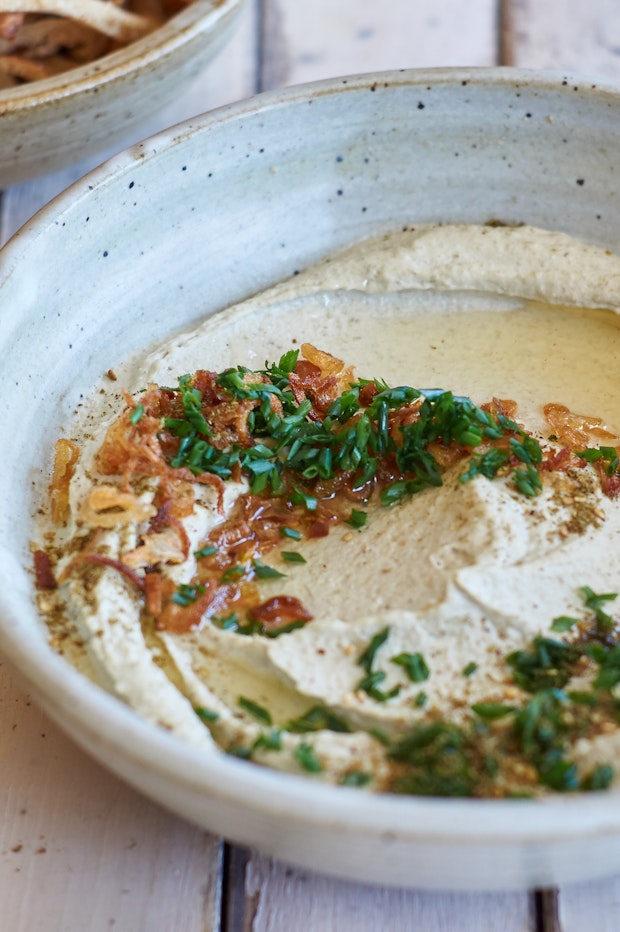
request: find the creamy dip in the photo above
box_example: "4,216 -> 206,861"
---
35,224 -> 620,797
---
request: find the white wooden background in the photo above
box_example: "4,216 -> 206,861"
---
2,1 -> 620,929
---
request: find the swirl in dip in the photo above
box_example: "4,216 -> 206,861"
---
34,224 -> 620,798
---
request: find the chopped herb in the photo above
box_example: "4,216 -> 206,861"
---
463,661 -> 478,677
286,705 -> 352,734
550,615 -> 580,632
129,403 -> 144,425
576,446 -> 620,475
471,702 -> 517,720
391,651 -> 430,683
289,486 -> 318,511
388,721 -> 475,798
253,729 -> 283,752
294,742 -> 322,773
220,565 -> 245,583
512,463 -> 543,497
171,583 -> 205,606
580,585 -> 617,635
281,551 -> 307,564
356,670 -> 401,702
194,545 -> 218,559
357,627 -> 390,673
414,691 -> 428,708
280,526 -> 302,540
212,612 -> 241,631
252,559 -> 286,580
227,745 -> 252,760
340,771 -> 372,787
238,696 -> 272,725
346,509 -> 367,529
194,706 -> 219,723
581,764 -> 614,791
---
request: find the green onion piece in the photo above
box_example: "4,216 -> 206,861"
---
357,627 -> 390,673
471,702 -> 517,720
129,403 -> 144,425
253,559 -> 286,579
340,771 -> 372,787
194,706 -> 219,722
550,615 -> 580,632
391,651 -> 430,683
238,696 -> 272,725
346,509 -> 367,529
220,565 -> 245,583
280,526 -> 302,540
281,551 -> 306,564
295,742 -> 323,773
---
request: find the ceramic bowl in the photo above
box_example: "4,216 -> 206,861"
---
0,0 -> 245,186
1,67 -> 620,891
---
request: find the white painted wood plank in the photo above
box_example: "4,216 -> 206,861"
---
0,0 -> 258,246
504,0 -> 620,81
0,656 -> 223,932
261,0 -> 499,90
235,852 -> 533,932
558,878 -> 620,931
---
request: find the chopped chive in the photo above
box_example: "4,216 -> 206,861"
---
220,565 -> 245,583
280,526 -> 302,540
550,615 -> 580,632
340,771 -> 372,787
294,742 -> 322,773
253,559 -> 286,579
129,403 -> 144,425
238,696 -> 272,725
281,551 -> 306,564
194,706 -> 219,722
346,509 -> 367,529
391,651 -> 430,683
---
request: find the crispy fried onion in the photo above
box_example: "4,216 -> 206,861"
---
97,388 -> 225,508
81,483 -> 157,528
62,551 -> 145,591
544,403 -> 620,497
288,343 -> 356,418
122,519 -> 190,569
50,437 -> 80,525
33,548 -> 56,589
544,403 -> 619,450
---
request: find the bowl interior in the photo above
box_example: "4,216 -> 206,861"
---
1,68 -> 620,890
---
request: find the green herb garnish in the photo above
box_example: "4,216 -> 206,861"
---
252,559 -> 286,580
391,651 -> 430,683
295,742 -> 323,773
238,696 -> 272,725
281,551 -> 306,564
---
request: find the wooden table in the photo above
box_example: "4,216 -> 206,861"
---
2,2 -> 620,928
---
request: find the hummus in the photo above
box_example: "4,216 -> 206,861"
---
34,224 -> 620,798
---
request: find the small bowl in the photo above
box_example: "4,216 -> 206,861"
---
0,0 -> 246,185
1,67 -> 620,891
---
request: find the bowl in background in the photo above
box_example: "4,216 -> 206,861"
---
0,67 -> 619,891
0,0 -> 246,186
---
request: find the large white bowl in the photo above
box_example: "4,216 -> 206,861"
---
1,67 -> 620,892
0,0 -> 245,185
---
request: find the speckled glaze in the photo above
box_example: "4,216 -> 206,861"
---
1,68 -> 620,891
0,0 -> 245,186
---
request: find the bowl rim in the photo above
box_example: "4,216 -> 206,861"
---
2,64 -> 620,854
0,0 -> 245,113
